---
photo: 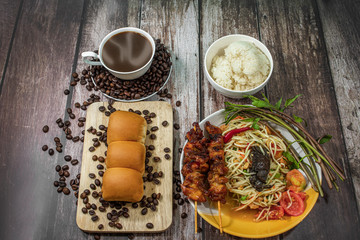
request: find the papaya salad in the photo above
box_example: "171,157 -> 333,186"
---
222,117 -> 307,222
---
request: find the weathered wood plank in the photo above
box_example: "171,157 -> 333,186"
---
316,0 -> 360,213
0,0 -> 84,239
258,0 -> 360,239
139,0 -> 201,239
199,1 -> 277,240
0,0 -> 22,91
200,0 -> 260,122
57,1 -> 141,239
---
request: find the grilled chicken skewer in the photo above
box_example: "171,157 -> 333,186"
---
205,121 -> 229,233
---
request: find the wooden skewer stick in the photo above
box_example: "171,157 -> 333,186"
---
195,201 -> 198,234
218,201 -> 223,233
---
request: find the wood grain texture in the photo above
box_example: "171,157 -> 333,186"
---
200,0 -> 260,122
0,0 -> 22,90
0,0 -> 84,239
76,101 -> 173,233
316,0 -> 360,214
258,0 -> 360,239
54,1 -> 141,239
139,0 -> 201,239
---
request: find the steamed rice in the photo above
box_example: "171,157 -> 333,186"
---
210,41 -> 270,91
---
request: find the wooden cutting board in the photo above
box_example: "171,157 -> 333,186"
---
76,101 -> 173,233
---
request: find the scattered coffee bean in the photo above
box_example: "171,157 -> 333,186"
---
128,233 -> 135,239
178,198 -> 184,205
98,171 -> 104,177
146,223 -> 154,229
153,179 -> 161,185
71,159 -> 79,165
150,134 -> 156,140
151,126 -> 159,132
115,223 -> 123,229
56,118 -> 62,124
42,145 -> 48,151
98,224 -> 104,230
89,173 -> 96,179
153,157 -> 161,162
89,146 -> 95,152
75,102 -> 81,108
90,184 -> 96,190
95,179 -> 101,186
64,155 -> 72,161
164,147 -> 170,153
63,187 -> 70,195
64,89 -> 70,95
162,121 -> 168,127
174,123 -> 180,130
176,100 -> 181,107
98,156 -> 105,163
48,149 -> 54,156
148,145 -> 155,151
88,210 -> 95,215
164,154 -> 171,160
81,207 -> 88,214
91,215 -> 99,222
181,212 -> 188,219
42,125 -> 49,133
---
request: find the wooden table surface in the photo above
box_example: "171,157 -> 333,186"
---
0,0 -> 359,239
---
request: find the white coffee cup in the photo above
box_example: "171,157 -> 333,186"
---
82,27 -> 155,80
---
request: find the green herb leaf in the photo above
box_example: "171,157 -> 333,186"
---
283,151 -> 299,169
243,169 -> 247,173
293,114 -> 303,123
240,195 -> 248,201
318,135 -> 332,144
275,97 -> 283,110
252,117 -> 261,130
283,94 -> 302,110
274,173 -> 281,179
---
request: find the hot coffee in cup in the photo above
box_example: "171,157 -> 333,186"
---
82,27 -> 155,80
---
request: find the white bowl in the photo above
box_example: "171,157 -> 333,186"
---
204,34 -> 273,98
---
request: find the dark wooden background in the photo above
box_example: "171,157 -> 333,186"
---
0,0 -> 359,239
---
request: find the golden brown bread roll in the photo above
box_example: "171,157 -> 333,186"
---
106,141 -> 145,174
107,111 -> 147,144
101,168 -> 144,202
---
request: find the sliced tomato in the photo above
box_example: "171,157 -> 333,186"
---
296,191 -> 307,201
280,191 -> 305,216
268,205 -> 284,219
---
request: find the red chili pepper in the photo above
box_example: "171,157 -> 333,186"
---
224,127 -> 251,143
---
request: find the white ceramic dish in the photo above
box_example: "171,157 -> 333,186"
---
204,35 -> 273,98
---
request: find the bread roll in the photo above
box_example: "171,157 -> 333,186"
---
102,168 -> 144,202
107,111 -> 147,144
106,141 -> 145,174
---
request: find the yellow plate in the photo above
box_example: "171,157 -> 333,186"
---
180,109 -> 321,238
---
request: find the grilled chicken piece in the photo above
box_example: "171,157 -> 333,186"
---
181,172 -> 208,202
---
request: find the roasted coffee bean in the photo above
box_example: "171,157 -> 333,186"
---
98,171 -> 104,177
146,223 -> 154,229
178,198 -> 184,205
105,111 -> 111,116
83,189 -> 90,195
69,113 -> 75,119
149,112 -> 156,118
78,117 -> 86,122
59,176 -> 66,182
54,137 -> 60,142
146,166 -> 153,173
42,125 -> 49,133
92,191 -> 99,198
141,208 -> 147,215
53,181 -> 59,187
75,102 -> 81,108
95,179 -> 101,186
81,207 -> 88,214
85,203 -> 91,209
153,157 -> 161,162
176,100 -> 181,107
150,126 -> 159,132
131,203 -> 138,209
98,206 -> 106,212
157,193 -> 161,199
93,141 -> 100,147
123,212 -> 129,218
58,122 -> 64,128
164,154 -> 171,160
63,187 -> 70,195
80,137 -> 84,142
89,210 -> 95,215
89,173 -> 96,179
64,155 -> 71,161
97,164 -> 104,170
158,171 -> 164,177
89,146 -> 95,152
91,215 -> 99,222
66,134 -> 73,140
106,213 -> 112,220
115,223 -> 123,229
164,147 -> 171,153
111,216 -> 118,222
98,106 -> 106,112
73,136 -> 80,142
56,118 -> 62,124
57,187 -> 63,193
81,105 -> 87,111
48,149 -> 54,156
62,165 -> 69,171
153,172 -> 159,178
150,134 -> 156,140
98,124 -> 105,130
72,72 -> 78,78
71,159 -> 79,165
56,146 -> 62,153
176,186 -> 181,192
66,108 -> 72,114
64,171 -> 70,177
143,110 -> 149,115
55,165 -> 61,172
108,222 -> 115,227
174,123 -> 180,130
174,193 -> 181,200
98,156 -> 105,163
150,205 -> 157,211
90,184 -> 96,190
92,155 -> 98,161
98,224 -> 104,230
42,145 -> 48,151
181,212 -> 188,219
128,233 -> 135,239
162,121 -> 168,127
148,145 -> 155,151
91,203 -> 97,210
153,199 -> 159,205
146,151 -> 152,158
153,179 -> 161,185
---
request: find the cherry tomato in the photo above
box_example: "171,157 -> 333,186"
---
280,191 -> 305,216
286,169 -> 307,192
